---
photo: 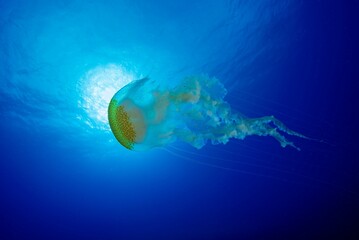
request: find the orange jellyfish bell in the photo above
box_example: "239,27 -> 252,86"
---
107,77 -> 176,151
108,98 -> 146,150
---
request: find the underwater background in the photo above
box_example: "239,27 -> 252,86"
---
1,0 -> 358,239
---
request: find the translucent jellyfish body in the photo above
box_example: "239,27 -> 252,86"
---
108,75 -> 308,151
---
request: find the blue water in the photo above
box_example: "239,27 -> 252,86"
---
1,0 -> 358,239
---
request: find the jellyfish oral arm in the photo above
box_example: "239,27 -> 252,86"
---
237,116 -> 308,151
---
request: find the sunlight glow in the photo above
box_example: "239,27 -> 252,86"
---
80,64 -> 135,130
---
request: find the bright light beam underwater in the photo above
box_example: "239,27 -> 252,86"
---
108,75 -> 309,151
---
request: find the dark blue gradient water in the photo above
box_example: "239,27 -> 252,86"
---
1,0 -> 358,239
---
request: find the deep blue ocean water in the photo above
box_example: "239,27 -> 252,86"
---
1,0 -> 359,239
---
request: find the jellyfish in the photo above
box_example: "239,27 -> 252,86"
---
108,75 -> 308,151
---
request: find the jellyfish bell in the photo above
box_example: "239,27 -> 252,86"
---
108,77 -> 176,151
108,75 -> 308,151
109,78 -> 147,150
